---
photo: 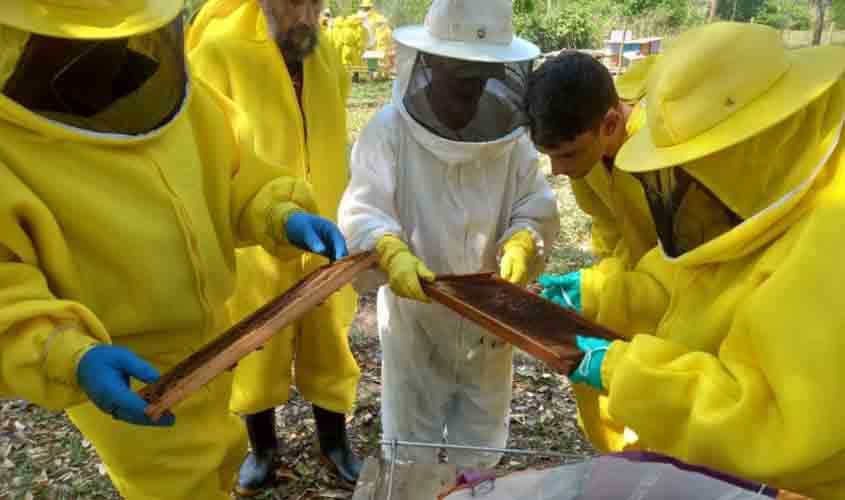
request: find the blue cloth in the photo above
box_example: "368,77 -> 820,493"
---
285,212 -> 349,262
76,345 -> 175,427
570,336 -> 610,391
538,271 -> 582,312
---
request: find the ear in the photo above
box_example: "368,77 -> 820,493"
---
601,107 -> 621,138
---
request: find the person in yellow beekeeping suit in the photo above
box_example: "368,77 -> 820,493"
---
551,22 -> 845,499
358,0 -> 383,51
374,18 -> 393,75
187,0 -> 361,496
522,52 -> 657,453
0,1 -> 350,499
345,15 -> 366,69
338,17 -> 355,70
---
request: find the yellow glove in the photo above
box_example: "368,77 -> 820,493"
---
376,234 -> 436,302
499,230 -> 537,286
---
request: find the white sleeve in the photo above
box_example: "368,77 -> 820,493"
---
338,107 -> 403,292
339,106 -> 403,252
499,137 -> 560,280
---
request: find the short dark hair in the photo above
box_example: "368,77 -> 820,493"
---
524,51 -> 619,148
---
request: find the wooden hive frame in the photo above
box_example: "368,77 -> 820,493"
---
422,273 -> 624,375
138,251 -> 379,422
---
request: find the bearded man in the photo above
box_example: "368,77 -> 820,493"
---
188,0 -> 361,495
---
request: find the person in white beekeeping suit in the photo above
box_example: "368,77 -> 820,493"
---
338,0 -> 559,468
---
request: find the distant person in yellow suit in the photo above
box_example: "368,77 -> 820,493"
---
554,22 -> 845,499
188,0 -> 361,495
331,16 -> 346,55
0,1 -> 350,500
374,19 -> 393,75
522,51 -> 657,452
358,0 -> 386,51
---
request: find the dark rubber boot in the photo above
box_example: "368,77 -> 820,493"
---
313,405 -> 362,487
235,408 -> 278,497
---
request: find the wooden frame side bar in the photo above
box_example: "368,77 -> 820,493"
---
138,251 -> 378,421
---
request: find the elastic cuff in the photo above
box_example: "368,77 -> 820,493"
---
501,227 -> 542,259
375,233 -> 406,271
600,340 -> 627,393
580,268 -> 602,320
271,201 -> 306,247
43,326 -> 101,387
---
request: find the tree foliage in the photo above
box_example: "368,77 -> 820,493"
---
834,0 -> 845,25
514,2 -> 600,51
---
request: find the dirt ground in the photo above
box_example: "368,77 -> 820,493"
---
0,80 -> 597,500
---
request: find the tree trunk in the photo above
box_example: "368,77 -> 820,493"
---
709,0 -> 720,22
618,19 -> 629,75
813,1 -> 827,45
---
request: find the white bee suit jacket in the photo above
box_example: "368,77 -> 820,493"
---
339,45 -> 559,467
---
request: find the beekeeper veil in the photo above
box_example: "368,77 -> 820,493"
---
0,0 -> 188,136
392,0 -> 540,143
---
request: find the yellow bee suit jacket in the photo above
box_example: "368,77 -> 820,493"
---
0,64 -> 318,411
188,0 -> 359,415
591,83 -> 845,499
568,99 -> 662,454
571,102 -> 655,323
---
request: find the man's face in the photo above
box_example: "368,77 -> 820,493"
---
262,0 -> 323,62
537,116 -> 613,179
427,54 -> 504,104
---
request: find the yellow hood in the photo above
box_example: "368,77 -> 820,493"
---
675,81 -> 845,265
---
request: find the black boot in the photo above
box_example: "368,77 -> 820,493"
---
313,405 -> 362,486
235,408 -> 278,496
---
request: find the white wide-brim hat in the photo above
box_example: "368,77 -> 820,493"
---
393,0 -> 540,63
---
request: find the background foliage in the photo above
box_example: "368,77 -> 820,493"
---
183,0 -> 842,52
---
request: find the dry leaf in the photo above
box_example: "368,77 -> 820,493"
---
317,489 -> 352,499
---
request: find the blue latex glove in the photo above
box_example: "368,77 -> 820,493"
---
569,336 -> 610,391
284,212 -> 349,262
76,345 -> 175,427
538,271 -> 582,312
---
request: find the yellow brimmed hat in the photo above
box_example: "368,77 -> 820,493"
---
0,0 -> 184,40
617,22 -> 845,173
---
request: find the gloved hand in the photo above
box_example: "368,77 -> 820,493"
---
284,212 -> 349,262
499,230 -> 536,286
376,234 -> 436,302
569,335 -> 610,391
76,345 -> 175,427
539,271 -> 582,312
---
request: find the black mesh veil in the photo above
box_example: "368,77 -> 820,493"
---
400,49 -> 532,143
637,167 -> 743,258
3,16 -> 187,135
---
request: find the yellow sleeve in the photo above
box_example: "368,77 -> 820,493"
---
585,248 -> 671,337
602,226 -> 845,484
571,177 -> 619,259
0,171 -> 110,410
571,176 -> 638,320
